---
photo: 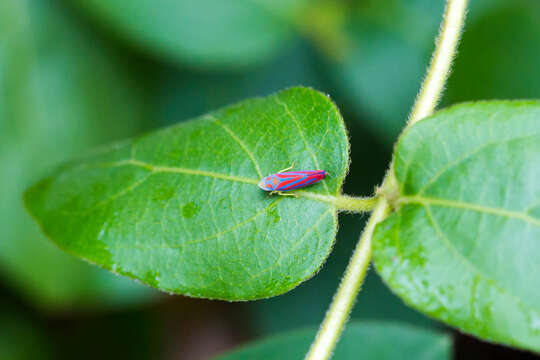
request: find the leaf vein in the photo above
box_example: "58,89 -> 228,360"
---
108,199 -> 283,249
402,196 -> 540,226
415,134 -> 538,195
246,208 -> 333,283
424,205 -> 540,315
209,115 -> 263,178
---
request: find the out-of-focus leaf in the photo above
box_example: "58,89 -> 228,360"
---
319,0 -> 444,143
214,321 -> 451,360
68,0 -> 309,69
0,0 -> 154,309
155,41 -> 323,126
374,102 -> 540,352
0,312 -> 53,360
317,0 -> 511,143
445,1 -> 540,103
24,87 -> 349,300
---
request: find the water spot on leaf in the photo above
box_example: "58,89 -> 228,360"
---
98,221 -> 108,240
28,176 -> 53,197
153,186 -> 175,201
268,206 -> 280,224
528,312 -> 540,334
167,150 -> 183,159
91,182 -> 106,196
408,244 -> 427,268
143,271 -> 161,287
92,237 -> 113,265
182,202 -> 200,219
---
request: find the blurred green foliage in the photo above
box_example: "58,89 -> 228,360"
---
68,0 -> 309,68
445,1 -> 540,103
0,311 -> 53,360
0,0 -> 154,309
214,321 -> 451,360
2,0 -> 539,358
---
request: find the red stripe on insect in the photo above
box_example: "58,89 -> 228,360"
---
258,164 -> 327,195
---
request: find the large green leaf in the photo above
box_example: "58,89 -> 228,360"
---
69,0 -> 308,68
373,102 -> 540,351
214,321 -> 451,360
24,87 -> 349,300
0,0 -> 154,308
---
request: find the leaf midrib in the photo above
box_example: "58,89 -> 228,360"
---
107,198 -> 283,249
209,115 -> 264,178
401,195 -> 540,226
79,159 -> 341,205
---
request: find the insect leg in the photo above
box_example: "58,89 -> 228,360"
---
278,161 -> 295,173
277,191 -> 298,198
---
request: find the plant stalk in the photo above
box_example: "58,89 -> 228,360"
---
408,0 -> 468,126
305,200 -> 389,360
305,1 -> 468,359
299,192 -> 378,213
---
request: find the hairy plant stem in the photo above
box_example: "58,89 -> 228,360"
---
305,200 -> 389,360
333,195 -> 378,213
299,192 -> 378,213
305,1 -> 468,359
407,0 -> 468,126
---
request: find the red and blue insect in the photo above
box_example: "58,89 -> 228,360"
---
258,163 -> 327,196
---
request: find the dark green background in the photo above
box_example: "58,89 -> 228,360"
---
1,0 -> 539,359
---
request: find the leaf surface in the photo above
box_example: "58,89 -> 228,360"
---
373,101 -> 540,351
25,87 -> 349,300
246,216 -> 436,335
214,321 -> 451,360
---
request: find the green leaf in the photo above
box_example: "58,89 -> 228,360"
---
213,321 -> 451,360
246,215 -> 436,335
373,102 -> 540,351
69,0 -> 308,68
0,0 -> 154,309
24,87 -> 349,300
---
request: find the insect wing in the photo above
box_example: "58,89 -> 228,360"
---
274,171 -> 325,191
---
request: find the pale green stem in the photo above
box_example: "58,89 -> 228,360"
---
305,1 -> 468,359
407,0 -> 468,126
299,192 -> 377,213
305,200 -> 389,360
333,195 -> 377,213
